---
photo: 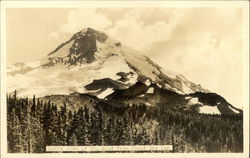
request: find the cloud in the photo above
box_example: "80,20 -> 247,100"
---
106,8 -> 181,51
147,8 -> 243,77
108,17 -> 171,51
52,8 -> 112,36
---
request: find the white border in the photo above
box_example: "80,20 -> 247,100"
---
1,1 -> 249,158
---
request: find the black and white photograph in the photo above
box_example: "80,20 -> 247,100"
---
1,1 -> 249,158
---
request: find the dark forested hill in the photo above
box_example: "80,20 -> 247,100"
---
7,91 -> 243,153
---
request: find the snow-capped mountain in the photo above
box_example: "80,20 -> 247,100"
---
7,27 -> 242,115
7,28 -> 207,96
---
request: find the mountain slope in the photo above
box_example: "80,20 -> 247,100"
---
7,27 -> 241,115
7,27 -> 208,97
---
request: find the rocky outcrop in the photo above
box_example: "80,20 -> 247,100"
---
46,28 -> 109,65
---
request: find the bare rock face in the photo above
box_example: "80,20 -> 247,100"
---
70,29 -> 97,63
70,28 -> 108,63
46,27 -> 108,65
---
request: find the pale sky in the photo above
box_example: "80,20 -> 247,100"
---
6,8 -> 246,108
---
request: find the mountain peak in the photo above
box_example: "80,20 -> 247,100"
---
46,28 -> 109,65
76,27 -> 108,43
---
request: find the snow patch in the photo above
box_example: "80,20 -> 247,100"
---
144,79 -> 151,86
190,97 -> 199,104
181,81 -> 194,94
156,83 -> 162,88
97,88 -> 114,99
185,96 -> 192,100
122,49 -> 159,81
145,102 -> 152,106
97,55 -> 130,80
199,105 -> 221,115
228,106 -> 240,114
138,94 -> 145,97
49,40 -> 74,58
188,97 -> 203,105
146,87 -> 154,94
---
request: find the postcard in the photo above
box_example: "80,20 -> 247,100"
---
1,1 -> 249,158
